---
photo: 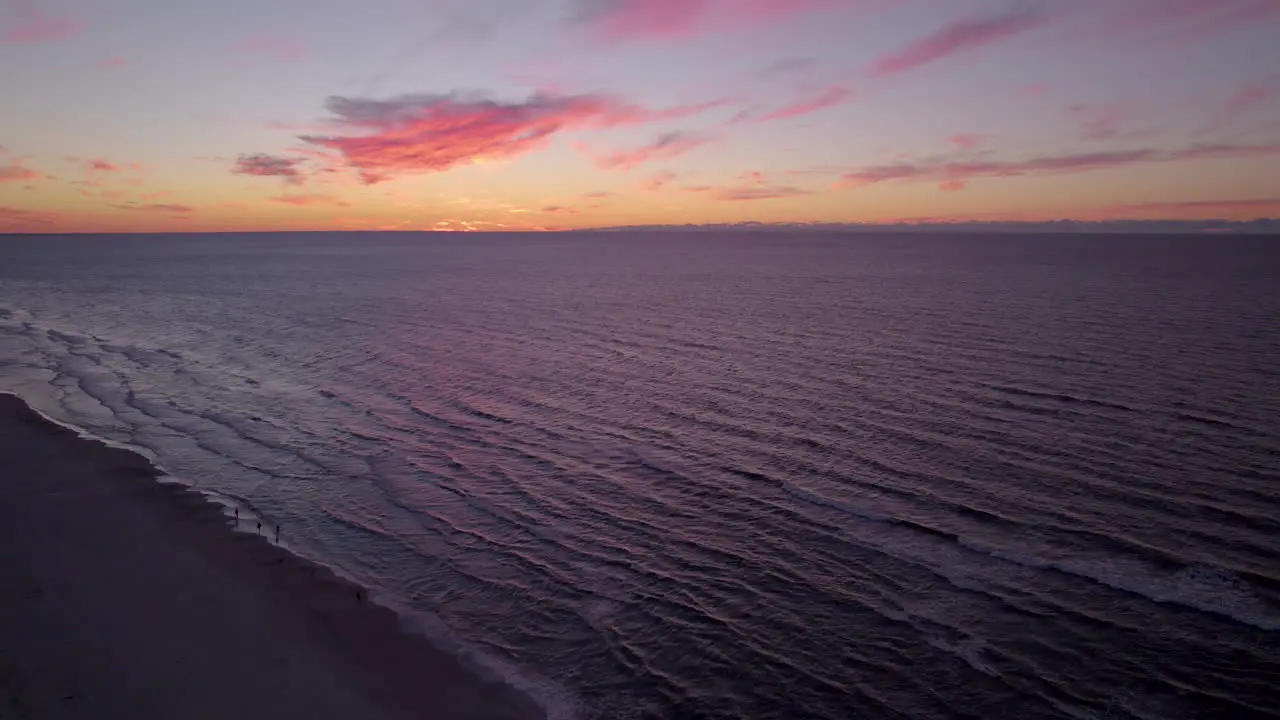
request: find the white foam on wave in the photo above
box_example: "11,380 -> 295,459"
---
781,482 -> 891,522
394,604 -> 581,720
924,635 -> 999,677
776,476 -> 1280,633
957,539 -> 1280,631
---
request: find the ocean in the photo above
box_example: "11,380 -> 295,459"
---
1,231 -> 1277,720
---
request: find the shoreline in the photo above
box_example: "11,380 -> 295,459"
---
0,391 -> 546,719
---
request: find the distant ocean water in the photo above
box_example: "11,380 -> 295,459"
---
1,231 -> 1277,720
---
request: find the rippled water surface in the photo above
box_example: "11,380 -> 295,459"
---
1,232 -> 1278,720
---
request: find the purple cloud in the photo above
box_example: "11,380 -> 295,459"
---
233,153 -> 305,184
870,6 -> 1047,76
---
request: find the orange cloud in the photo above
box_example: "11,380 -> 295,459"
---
298,91 -> 724,183
0,161 -> 41,183
1101,197 -> 1280,218
688,171 -> 813,201
271,193 -> 348,207
113,203 -> 194,215
539,205 -> 580,215
642,170 -> 678,190
713,185 -> 811,201
0,205 -> 58,229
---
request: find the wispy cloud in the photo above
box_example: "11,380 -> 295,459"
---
836,142 -> 1280,188
687,170 -> 814,201
86,159 -> 120,172
233,153 -> 305,184
1200,76 -> 1280,135
0,205 -> 57,228
571,0 -> 862,44
112,203 -> 195,215
1101,197 -> 1280,217
752,86 -> 854,123
539,205 -> 581,215
948,133 -> 987,150
96,56 -> 130,69
0,160 -> 41,183
2,1 -> 83,45
271,193 -> 348,207
229,34 -> 305,64
714,185 -> 812,201
1066,104 -> 1154,142
869,5 -> 1047,76
1100,0 -> 1280,43
642,170 -> 678,190
758,57 -> 818,78
590,131 -> 711,170
298,90 -> 723,183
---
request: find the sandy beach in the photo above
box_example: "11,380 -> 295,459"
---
0,393 -> 544,720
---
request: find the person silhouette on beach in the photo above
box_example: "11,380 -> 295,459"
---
256,521 -> 261,534
274,525 -> 280,542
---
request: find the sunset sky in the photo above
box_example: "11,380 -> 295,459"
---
2,0 -> 1279,232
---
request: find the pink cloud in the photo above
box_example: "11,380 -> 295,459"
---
753,86 -> 854,123
298,91 -> 723,183
96,56 -> 130,69
2,3 -> 84,45
948,133 -> 986,150
0,161 -> 41,183
578,0 -> 709,42
590,131 -> 711,171
233,153 -> 305,184
870,6 -> 1047,76
642,170 -> 678,190
574,0 -> 870,43
836,142 -> 1280,188
1200,76 -> 1280,135
939,179 -> 967,191
271,193 -> 348,207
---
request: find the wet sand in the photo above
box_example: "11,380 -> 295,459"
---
0,393 -> 544,720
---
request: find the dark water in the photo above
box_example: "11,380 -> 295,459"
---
1,232 -> 1277,720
